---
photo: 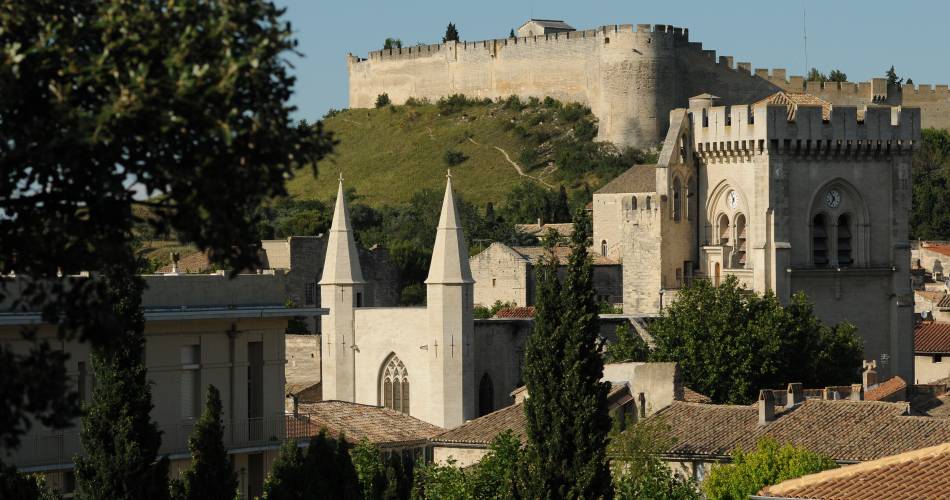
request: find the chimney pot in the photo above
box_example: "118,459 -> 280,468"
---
862,359 -> 878,390
851,383 -> 864,401
758,390 -> 776,425
786,383 -> 804,409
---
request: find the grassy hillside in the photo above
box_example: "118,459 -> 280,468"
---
288,96 -> 650,208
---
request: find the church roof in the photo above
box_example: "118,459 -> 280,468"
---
594,164 -> 657,195
519,19 -> 575,31
426,174 -> 474,285
319,177 -> 364,285
754,91 -> 833,121
291,400 -> 443,448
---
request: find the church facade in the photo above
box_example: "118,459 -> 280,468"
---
593,92 -> 919,381
320,175 -> 527,428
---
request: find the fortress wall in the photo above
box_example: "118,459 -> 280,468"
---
348,24 -> 689,146
899,84 -> 950,130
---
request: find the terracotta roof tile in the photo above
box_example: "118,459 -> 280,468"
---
514,222 -> 574,239
865,376 -> 907,402
915,322 -> 950,353
594,165 -> 657,195
754,91 -> 833,121
290,401 -> 443,448
431,402 -> 527,446
760,442 -> 950,499
921,242 -> 950,257
493,306 -> 535,319
511,246 -> 618,266
680,387 -> 712,404
938,294 -> 950,308
652,399 -> 950,462
916,290 -> 946,305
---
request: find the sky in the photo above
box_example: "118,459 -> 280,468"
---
280,0 -> 950,122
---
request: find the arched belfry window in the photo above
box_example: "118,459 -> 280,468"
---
478,373 -> 494,417
735,214 -> 747,268
813,214 -> 828,267
381,355 -> 409,414
601,240 -> 608,257
837,214 -> 852,267
717,214 -> 730,246
672,177 -> 682,221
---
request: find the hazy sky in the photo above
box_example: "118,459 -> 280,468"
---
281,0 -> 950,121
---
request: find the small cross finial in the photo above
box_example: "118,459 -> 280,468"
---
338,172 -> 344,182
446,169 -> 452,179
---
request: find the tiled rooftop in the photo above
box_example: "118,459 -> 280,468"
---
754,91 -> 833,121
915,322 -> 950,353
760,442 -> 950,499
864,376 -> 907,402
921,242 -> 950,257
653,399 -> 950,462
290,401 -> 443,447
493,306 -> 536,319
431,402 -> 527,446
510,246 -> 618,266
513,222 -> 574,239
594,164 -> 657,195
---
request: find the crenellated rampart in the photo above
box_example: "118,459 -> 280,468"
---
347,22 -> 948,147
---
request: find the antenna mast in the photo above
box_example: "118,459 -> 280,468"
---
802,0 -> 808,75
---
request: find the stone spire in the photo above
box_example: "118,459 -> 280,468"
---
319,175 -> 364,285
425,171 -> 474,285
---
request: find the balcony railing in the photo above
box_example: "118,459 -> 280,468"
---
6,414 -> 324,470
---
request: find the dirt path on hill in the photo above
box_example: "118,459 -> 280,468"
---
467,137 -> 554,188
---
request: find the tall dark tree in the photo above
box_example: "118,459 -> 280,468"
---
509,28 -> 516,38
443,22 -> 460,42
170,386 -> 237,500
74,266 -> 169,500
806,68 -> 827,82
0,0 -> 331,454
828,69 -> 848,82
522,209 -> 612,498
383,37 -> 402,50
553,185 -> 571,222
910,129 -> 950,239
886,65 -> 903,86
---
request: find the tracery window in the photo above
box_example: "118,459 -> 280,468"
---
381,355 -> 409,414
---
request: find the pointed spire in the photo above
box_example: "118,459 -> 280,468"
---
319,175 -> 364,285
426,171 -> 474,285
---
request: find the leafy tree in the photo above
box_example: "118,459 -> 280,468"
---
509,28 -> 516,38
604,323 -> 650,363
703,438 -> 837,500
806,68 -> 827,82
411,431 -> 523,499
263,430 -> 362,499
0,463 -> 59,500
522,209 -> 612,498
886,65 -> 903,86
910,129 -> 950,239
351,439 -> 386,499
376,93 -> 392,108
474,300 -> 516,319
609,419 -> 700,500
650,276 -> 863,404
828,69 -> 848,82
170,386 -> 237,500
0,0 -> 330,452
263,440 -> 308,499
411,458 -> 469,499
383,38 -> 403,50
443,22 -> 460,43
443,149 -> 468,166
74,268 -> 170,500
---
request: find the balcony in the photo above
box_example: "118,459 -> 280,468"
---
8,414 -> 324,471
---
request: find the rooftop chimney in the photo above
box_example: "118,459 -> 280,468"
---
862,360 -> 878,391
850,384 -> 864,401
786,383 -> 804,409
758,390 -> 775,425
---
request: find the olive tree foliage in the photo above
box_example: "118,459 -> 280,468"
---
0,0 -> 333,450
609,419 -> 700,500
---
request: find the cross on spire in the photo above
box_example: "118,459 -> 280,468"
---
338,172 -> 344,182
446,169 -> 452,179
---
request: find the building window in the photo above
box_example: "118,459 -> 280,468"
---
492,278 -> 496,287
601,240 -> 608,257
675,268 -> 682,288
479,373 -> 495,417
381,355 -> 410,415
717,214 -> 730,246
180,345 -> 201,419
735,214 -> 747,268
356,292 -> 363,307
935,355 -> 943,363
672,177 -> 682,221
248,453 -> 264,500
305,282 -> 316,305
645,196 -> 652,210
837,214 -> 852,267
248,341 -> 263,439
813,214 -> 828,267
685,176 -> 694,221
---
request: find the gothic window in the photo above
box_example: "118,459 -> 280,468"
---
672,177 -> 682,221
837,214 -> 852,267
381,355 -> 409,414
631,196 -> 637,210
813,214 -> 828,267
735,214 -> 747,268
601,240 -> 608,257
478,373 -> 494,417
717,214 -> 730,246
645,196 -> 652,210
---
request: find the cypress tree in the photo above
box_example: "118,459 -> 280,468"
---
554,185 -> 571,222
74,267 -> 169,500
263,440 -> 307,500
170,385 -> 237,500
521,208 -> 612,498
443,22 -> 459,43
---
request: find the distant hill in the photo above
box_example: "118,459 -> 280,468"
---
288,96 -> 651,208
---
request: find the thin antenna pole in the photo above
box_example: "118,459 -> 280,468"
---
802,0 -> 808,75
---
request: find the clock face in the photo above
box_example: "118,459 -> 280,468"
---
825,189 -> 841,208
727,191 -> 738,209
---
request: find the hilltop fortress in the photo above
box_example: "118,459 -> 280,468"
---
347,21 -> 950,147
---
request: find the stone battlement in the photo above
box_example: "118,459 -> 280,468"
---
692,104 -> 920,157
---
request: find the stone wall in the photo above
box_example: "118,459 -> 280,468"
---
470,243 -> 531,306
915,354 -> 950,384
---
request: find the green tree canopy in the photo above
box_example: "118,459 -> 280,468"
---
703,438 -> 837,500
886,65 -> 903,85
412,430 -> 524,499
910,129 -> 950,239
0,0 -> 330,451
383,38 -> 403,50
828,69 -> 847,82
604,322 -> 650,363
171,385 -> 237,500
650,276 -> 863,404
806,68 -> 827,82
521,209 -> 612,498
443,22 -> 460,42
262,430 -> 362,499
609,418 -> 700,500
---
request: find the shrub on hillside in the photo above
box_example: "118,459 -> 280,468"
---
443,149 -> 468,166
375,93 -> 391,108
